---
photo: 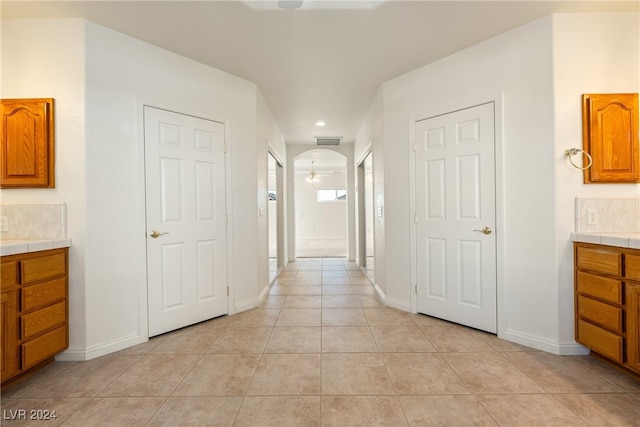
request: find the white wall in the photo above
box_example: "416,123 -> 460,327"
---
552,13 -> 640,347
382,16 -> 560,350
376,11 -> 638,353
294,173 -> 348,239
83,20 -> 262,353
1,19 -> 88,354
2,18 -> 266,359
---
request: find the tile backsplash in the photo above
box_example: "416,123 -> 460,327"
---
0,203 -> 67,239
575,198 -> 640,233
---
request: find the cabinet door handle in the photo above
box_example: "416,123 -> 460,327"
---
149,230 -> 169,238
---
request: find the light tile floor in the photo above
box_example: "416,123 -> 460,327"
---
2,258 -> 640,426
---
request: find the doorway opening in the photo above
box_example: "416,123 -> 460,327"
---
294,150 -> 347,258
268,151 -> 284,283
357,150 -> 375,284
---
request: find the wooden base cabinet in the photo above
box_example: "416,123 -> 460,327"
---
0,248 -> 69,388
574,243 -> 640,377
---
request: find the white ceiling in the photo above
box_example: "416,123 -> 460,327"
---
3,1 -> 638,145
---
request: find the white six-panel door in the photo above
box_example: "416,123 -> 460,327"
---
415,103 -> 497,333
144,106 -> 228,337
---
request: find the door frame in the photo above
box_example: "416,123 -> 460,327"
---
408,93 -> 506,338
136,100 -> 234,342
356,141 -> 374,272
268,144 -> 285,280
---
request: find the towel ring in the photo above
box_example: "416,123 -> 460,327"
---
564,148 -> 593,170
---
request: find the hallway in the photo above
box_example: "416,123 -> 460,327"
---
2,258 -> 640,426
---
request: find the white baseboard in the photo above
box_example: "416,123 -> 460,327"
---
56,333 -> 142,362
500,329 -> 590,355
234,298 -> 259,313
556,342 -> 591,356
384,298 -> 412,312
373,283 -> 413,313
258,284 -> 270,304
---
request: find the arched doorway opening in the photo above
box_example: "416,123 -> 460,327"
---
294,150 -> 347,258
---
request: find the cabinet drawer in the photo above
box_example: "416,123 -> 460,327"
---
21,252 -> 66,285
1,261 -> 18,289
626,254 -> 640,281
577,295 -> 623,333
21,326 -> 67,370
21,301 -> 66,340
576,271 -> 622,304
576,246 -> 622,276
21,278 -> 66,312
577,319 -> 623,363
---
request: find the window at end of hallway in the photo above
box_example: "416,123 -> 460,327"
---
317,189 -> 347,202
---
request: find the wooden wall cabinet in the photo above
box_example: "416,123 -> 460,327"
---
0,248 -> 69,388
582,93 -> 639,183
0,98 -> 55,188
574,243 -> 640,378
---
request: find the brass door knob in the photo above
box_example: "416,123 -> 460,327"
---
149,230 -> 169,238
473,227 -> 492,235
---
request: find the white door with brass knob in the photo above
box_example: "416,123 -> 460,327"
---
144,106 -> 228,337
414,102 -> 497,333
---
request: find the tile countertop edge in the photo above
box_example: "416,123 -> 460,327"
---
0,238 -> 72,256
571,232 -> 640,249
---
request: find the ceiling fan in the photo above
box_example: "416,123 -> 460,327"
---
305,161 -> 320,184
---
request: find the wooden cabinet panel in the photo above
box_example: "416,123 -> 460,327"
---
0,98 -> 55,188
1,261 -> 18,290
626,254 -> 640,281
21,252 -> 66,284
576,271 -> 622,304
627,283 -> 640,373
1,290 -> 20,382
577,295 -> 623,333
21,326 -> 66,370
576,246 -> 622,276
582,93 -> 639,183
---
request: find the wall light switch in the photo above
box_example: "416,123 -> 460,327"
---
587,209 -> 598,226
0,216 -> 8,232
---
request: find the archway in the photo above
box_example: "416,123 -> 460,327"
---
294,150 -> 347,258
286,144 -> 355,262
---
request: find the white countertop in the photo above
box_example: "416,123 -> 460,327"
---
570,232 -> 640,249
0,238 -> 72,256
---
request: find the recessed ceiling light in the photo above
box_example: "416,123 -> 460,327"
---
316,121 -> 326,127
278,0 -> 303,10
